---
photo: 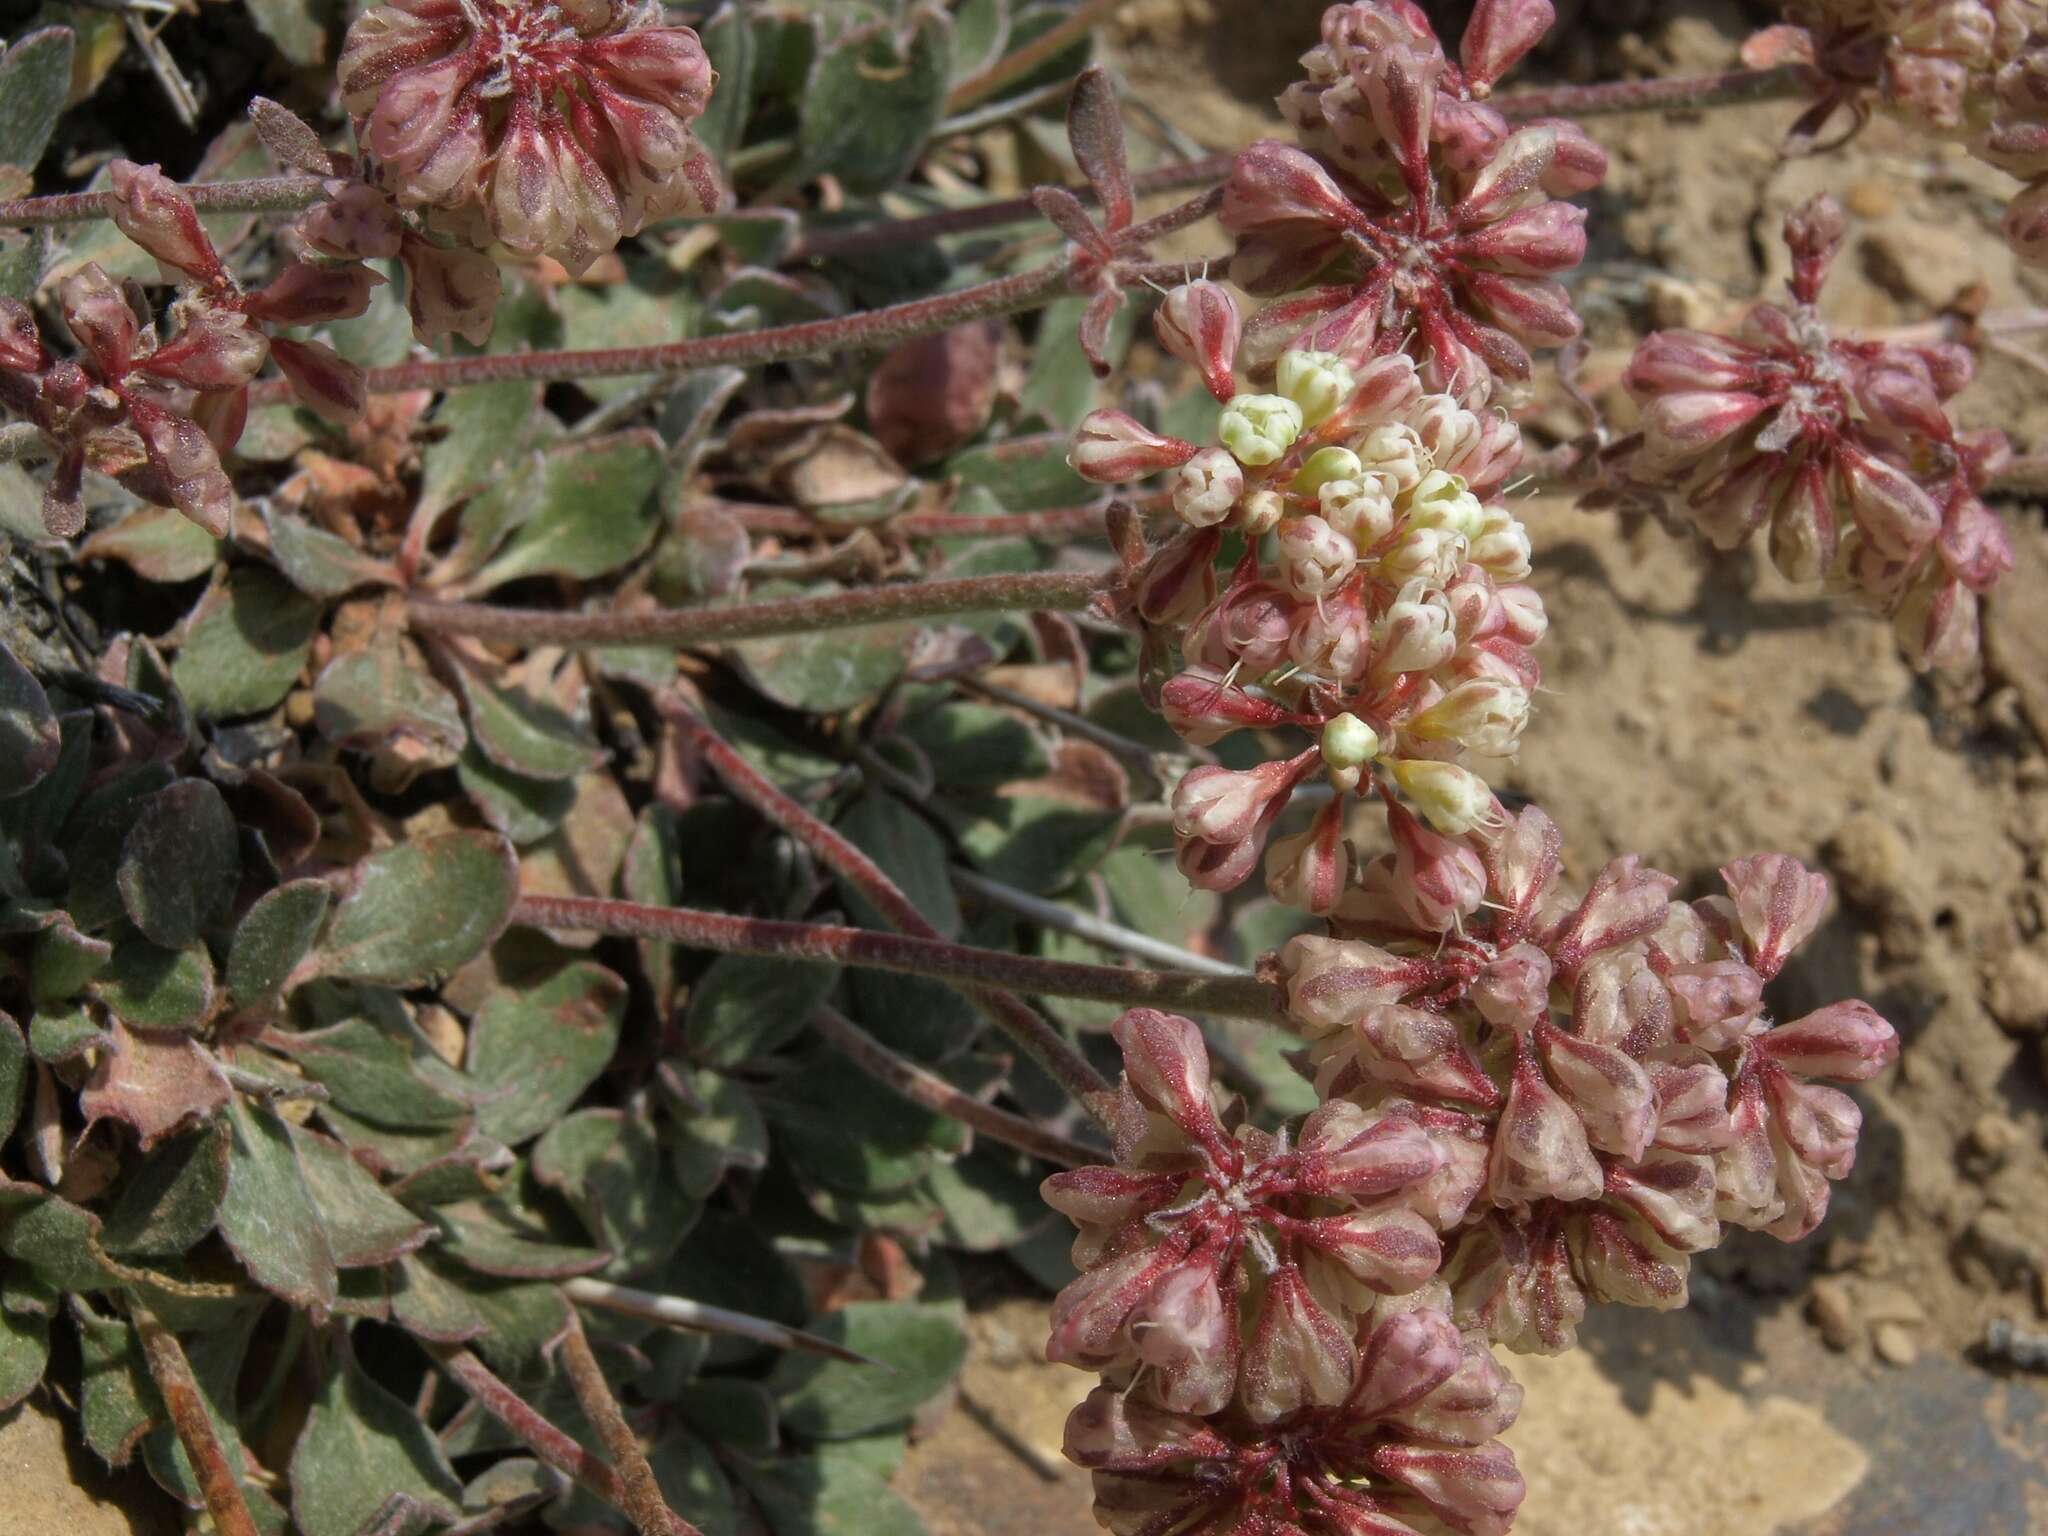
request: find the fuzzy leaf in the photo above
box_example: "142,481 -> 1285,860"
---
946,433 -> 1091,510
313,641 -> 467,761
687,953 -> 839,1067
389,1252 -> 489,1344
694,3 -> 757,160
467,431 -> 666,589
80,506 -> 224,584
623,805 -> 685,1008
246,0 -> 333,67
27,999 -> 109,1062
741,1453 -> 929,1536
81,1019 -> 231,1150
30,921 -> 111,1005
453,665 -> 605,781
218,1096 -> 339,1310
170,568 -> 321,720
100,1123 -> 234,1258
0,1292 -> 49,1412
468,959 -> 626,1145
118,780 -> 241,949
436,1198 -> 609,1279
533,1107 -> 699,1276
0,27 -> 74,170
98,931 -> 216,1032
56,762 -> 176,932
733,584 -> 912,714
0,1011 -> 24,1142
767,1049 -> 968,1198
227,879 -> 333,1010
666,1067 -> 769,1199
956,792 -> 1121,895
900,701 -> 1049,787
833,792 -> 961,938
290,1347 -> 464,1536
267,508 -> 400,599
314,831 -> 518,986
799,13 -> 953,195
457,743 -> 577,847
286,1015 -> 471,1130
75,1302 -> 157,1467
768,1300 -> 966,1438
0,641 -> 59,800
420,378 -> 547,526
0,1193 -> 114,1293
288,1124 -> 432,1267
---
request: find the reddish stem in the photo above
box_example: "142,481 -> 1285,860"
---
664,696 -> 1114,1119
0,175 -> 325,228
810,1004 -> 1105,1166
511,894 -> 1291,1023
132,1305 -> 261,1536
558,1311 -> 702,1536
1494,64 -> 1818,119
407,568 -> 1107,648
431,1346 -> 635,1510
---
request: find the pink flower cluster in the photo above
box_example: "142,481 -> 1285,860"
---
337,0 -> 723,278
0,161 -> 377,538
1073,279 -> 1544,908
1619,195 -> 2013,670
1045,842 -> 1896,1532
1747,3 -> 2048,264
1219,0 -> 1605,397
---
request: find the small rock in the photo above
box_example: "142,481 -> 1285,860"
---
1963,1112 -> 2021,1173
1809,1277 -> 1859,1351
1845,181 -> 1897,219
1872,1321 -> 1919,1367
1986,947 -> 2048,1035
1960,1208 -> 2046,1289
1827,812 -> 1912,910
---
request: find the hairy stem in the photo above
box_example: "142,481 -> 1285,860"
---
947,0 -> 1131,112
664,696 -> 1114,1119
131,1304 -> 260,1536
0,174 -> 325,228
811,1004 -> 1108,1166
1495,64 -> 1818,119
512,895 -> 1292,1023
431,1346 -> 636,1511
408,568 -> 1107,648
558,1310 -> 701,1536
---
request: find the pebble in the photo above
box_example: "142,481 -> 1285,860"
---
1963,1112 -> 2021,1172
1872,1321 -> 1919,1367
1986,948 -> 2048,1035
1809,1278 -> 1859,1352
1845,181 -> 1897,219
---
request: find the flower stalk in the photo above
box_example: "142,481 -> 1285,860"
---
132,1303 -> 261,1536
557,1310 -> 702,1536
430,1345 -> 643,1517
509,895 -> 1293,1024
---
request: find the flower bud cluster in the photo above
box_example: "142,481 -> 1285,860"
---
337,0 -> 723,277
1219,0 -> 1606,397
1048,1009 -> 1530,1536
0,161 -> 379,538
1074,281 -> 1544,906
1279,812 -> 1900,1356
1619,194 -> 2013,670
1746,3 -> 2048,267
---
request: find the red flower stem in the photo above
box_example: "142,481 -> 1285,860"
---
810,1004 -> 1108,1166
558,1311 -> 703,1536
946,0 -> 1133,112
131,1305 -> 261,1536
407,568 -> 1108,648
0,174 -> 326,228
663,696 -> 1115,1120
1494,64 -> 1819,119
430,1346 -> 638,1513
510,895 -> 1292,1024
790,153 -> 1235,262
894,503 -> 1112,539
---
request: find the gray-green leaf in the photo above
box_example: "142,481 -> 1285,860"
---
289,1348 -> 464,1536
117,780 -> 241,949
468,959 -> 625,1145
170,568 -> 321,720
313,832 -> 517,986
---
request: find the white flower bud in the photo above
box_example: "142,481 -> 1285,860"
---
1276,348 -> 1355,427
1319,479 -> 1398,545
1278,515 -> 1358,599
1358,422 -> 1428,495
1172,447 -> 1246,528
1469,502 -> 1532,580
1390,759 -> 1498,836
1379,523 -> 1467,587
1294,445 -> 1362,497
1238,487 -> 1287,536
1322,711 -> 1381,770
1220,393 -> 1304,466
1407,679 -> 1531,757
1414,394 -> 1485,473
1372,583 -> 1457,678
1405,469 -> 1486,540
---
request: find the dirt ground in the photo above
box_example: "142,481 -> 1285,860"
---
898,5 -> 2048,1536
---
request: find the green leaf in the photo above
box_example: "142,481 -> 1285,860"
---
847,969 -> 980,1060
658,1208 -> 809,1336
227,879 -> 333,1011
554,258 -> 697,405
532,1107 -> 699,1276
799,13 -> 953,195
946,433 -> 1090,511
76,1302 -> 157,1467
1021,293 -> 1137,431
738,1454 -> 927,1536
289,1347 -> 464,1536
312,639 -> 467,761
0,1011 -> 24,1142
555,1429 -> 738,1536
218,1096 -> 339,1311
284,1016 -> 471,1131
686,953 -> 839,1068
56,761 -> 176,932
98,932 -> 216,1032
170,568 -> 321,720
0,27 -> 74,171
766,1048 -> 968,1198
390,1252 -> 489,1344
265,508 -> 399,599
922,1146 -> 1056,1251
957,793 -> 1121,895
435,1198 -> 610,1280
623,806 -> 685,1008
100,1124 -> 233,1259
468,431 -> 666,589
0,1293 -> 49,1412
457,742 -> 577,847
117,780 -> 241,949
468,959 -> 626,1145
952,0 -> 1008,76
453,665 -> 605,781
833,792 -> 961,938
901,700 -> 1050,788
27,998 -> 111,1062
314,831 -> 518,986
695,2 -> 758,161
288,1124 -> 432,1267
733,584 -> 912,714
665,1068 -> 768,1199
31,922 -> 112,1005
79,505 -> 223,584
1,1193 -> 115,1293
0,641 -> 59,800
465,1275 -> 572,1377
768,1300 -> 966,1438
246,0 -> 334,67
420,378 -> 548,525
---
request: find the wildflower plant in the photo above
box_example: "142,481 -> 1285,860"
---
0,0 -> 2017,1532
